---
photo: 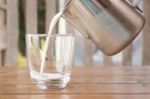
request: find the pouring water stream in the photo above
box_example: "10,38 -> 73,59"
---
40,12 -> 63,73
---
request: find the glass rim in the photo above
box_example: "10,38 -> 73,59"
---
26,33 -> 75,37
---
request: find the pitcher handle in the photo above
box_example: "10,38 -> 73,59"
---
132,0 -> 141,7
126,0 -> 143,13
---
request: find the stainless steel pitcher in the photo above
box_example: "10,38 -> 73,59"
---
62,0 -> 145,55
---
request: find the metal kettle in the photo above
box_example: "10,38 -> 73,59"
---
62,0 -> 145,55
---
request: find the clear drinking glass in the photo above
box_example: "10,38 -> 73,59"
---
26,34 -> 75,89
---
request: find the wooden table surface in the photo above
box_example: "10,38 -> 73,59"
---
1,66 -> 150,99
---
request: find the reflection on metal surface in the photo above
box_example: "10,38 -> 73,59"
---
63,0 -> 145,55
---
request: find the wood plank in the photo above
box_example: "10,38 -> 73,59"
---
1,66 -> 150,94
0,52 -> 1,66
25,0 -> 37,34
1,78 -> 150,94
84,39 -> 93,66
0,95 -> 150,99
1,70 -> 150,84
45,0 -> 57,34
103,55 -> 113,65
0,0 -> 6,66
2,66 -> 150,76
0,66 -> 150,99
5,0 -> 19,66
0,50 -> 5,66
143,0 -> 150,65
123,45 -> 133,65
0,3 -> 6,10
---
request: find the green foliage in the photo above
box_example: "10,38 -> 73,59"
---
17,52 -> 26,68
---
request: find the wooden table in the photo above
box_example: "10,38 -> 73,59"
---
1,66 -> 150,99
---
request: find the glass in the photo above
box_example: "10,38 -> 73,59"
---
26,34 -> 75,89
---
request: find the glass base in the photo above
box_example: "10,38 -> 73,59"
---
32,78 -> 69,89
30,72 -> 71,89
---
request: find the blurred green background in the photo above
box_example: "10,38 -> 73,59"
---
18,0 -> 45,67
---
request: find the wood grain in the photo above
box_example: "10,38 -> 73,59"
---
143,0 -> 150,65
45,0 -> 57,34
5,0 -> 19,66
123,45 -> 132,65
0,95 -> 150,99
84,39 -> 93,66
0,0 -> 6,66
25,0 -> 37,34
0,66 -> 150,98
1,95 -> 150,99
